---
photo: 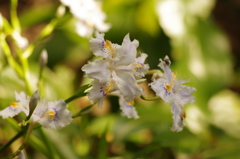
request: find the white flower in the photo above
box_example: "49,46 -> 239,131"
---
0,92 -> 29,119
60,0 -> 110,37
119,97 -> 139,119
32,99 -> 72,129
82,31 -> 148,107
12,31 -> 28,50
150,56 -> 196,132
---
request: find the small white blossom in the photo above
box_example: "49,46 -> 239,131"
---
150,56 -> 196,132
0,92 -> 29,119
32,99 -> 72,129
82,31 -> 148,107
119,97 -> 139,119
12,31 -> 28,50
60,0 -> 110,37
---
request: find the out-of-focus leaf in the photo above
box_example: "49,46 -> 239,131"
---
19,3 -> 58,28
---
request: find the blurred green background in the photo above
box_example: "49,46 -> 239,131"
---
1,0 -> 240,158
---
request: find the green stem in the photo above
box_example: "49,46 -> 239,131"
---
20,57 -> 32,94
140,95 -> 161,101
10,0 -> 20,32
0,36 -> 23,78
0,130 -> 24,153
72,104 -> 94,118
37,129 -> 58,159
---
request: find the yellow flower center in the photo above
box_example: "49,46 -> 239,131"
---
103,80 -> 115,94
178,103 -> 186,119
45,109 -> 56,119
133,63 -> 143,71
10,102 -> 20,108
164,72 -> 177,92
127,101 -> 134,105
104,40 -> 115,58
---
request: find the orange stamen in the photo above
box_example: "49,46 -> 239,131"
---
45,110 -> 56,119
164,84 -> 172,92
181,112 -> 186,118
105,40 -> 114,51
127,101 -> 134,105
10,102 -> 19,108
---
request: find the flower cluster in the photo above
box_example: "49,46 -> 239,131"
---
60,0 -> 110,37
150,56 -> 196,132
0,91 -> 72,129
82,31 -> 149,119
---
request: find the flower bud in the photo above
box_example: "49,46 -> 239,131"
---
27,90 -> 39,120
16,150 -> 27,159
57,5 -> 66,18
39,50 -> 48,68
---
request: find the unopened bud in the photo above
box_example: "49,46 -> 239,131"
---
151,71 -> 164,81
39,50 -> 48,68
17,150 -> 27,159
137,78 -> 146,84
57,5 -> 66,18
163,55 -> 171,66
27,90 -> 39,120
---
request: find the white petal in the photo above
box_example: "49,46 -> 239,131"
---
170,102 -> 185,132
158,56 -> 172,82
15,91 -> 30,109
113,71 -> 143,102
89,31 -> 108,58
175,85 -> 196,105
116,34 -> 139,65
75,20 -> 94,37
88,80 -> 105,108
119,98 -> 139,119
133,53 -> 149,78
31,99 -> 48,122
82,60 -> 111,82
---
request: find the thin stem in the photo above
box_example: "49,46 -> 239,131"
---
72,104 -> 94,118
10,0 -> 20,32
0,36 -> 23,78
0,130 -> 24,153
140,95 -> 161,101
20,57 -> 32,94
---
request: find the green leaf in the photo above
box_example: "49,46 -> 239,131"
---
65,84 -> 91,103
72,104 -> 94,118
